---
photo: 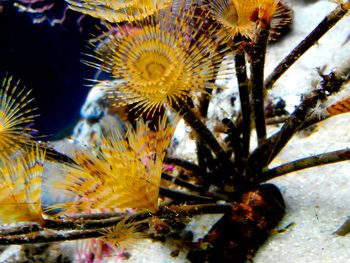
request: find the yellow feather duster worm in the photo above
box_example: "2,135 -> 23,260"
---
208,0 -> 279,40
47,116 -> 176,215
100,218 -> 147,249
0,147 -> 45,224
0,77 -> 37,159
87,5 -> 233,117
65,0 -> 172,23
333,0 -> 350,10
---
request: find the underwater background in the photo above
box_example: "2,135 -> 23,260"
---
0,1 -> 98,139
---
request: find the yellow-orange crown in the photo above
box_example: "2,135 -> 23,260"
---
208,0 -> 279,41
0,77 -> 37,160
65,0 -> 172,22
0,147 -> 45,225
46,116 -> 176,215
86,5 -> 233,117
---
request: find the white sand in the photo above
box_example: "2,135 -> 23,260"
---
255,1 -> 350,262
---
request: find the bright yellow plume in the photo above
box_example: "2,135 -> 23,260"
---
100,218 -> 147,249
208,0 -> 279,40
47,116 -> 176,215
65,0 -> 172,22
87,6 -> 233,117
0,77 -> 37,160
0,147 -> 45,225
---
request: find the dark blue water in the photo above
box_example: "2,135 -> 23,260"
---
0,1 -> 98,140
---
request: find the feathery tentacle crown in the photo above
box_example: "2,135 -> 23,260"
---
87,5 -> 233,117
0,77 -> 37,159
65,0 -> 172,22
47,116 -> 175,215
100,218 -> 147,249
0,147 -> 45,224
208,0 -> 279,40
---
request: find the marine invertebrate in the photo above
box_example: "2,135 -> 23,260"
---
0,146 -> 45,224
65,0 -> 172,22
99,218 -> 147,249
208,0 -> 279,41
0,76 -> 37,159
46,116 -> 175,214
87,7 -> 233,117
307,99 -> 328,120
2,0 -> 350,262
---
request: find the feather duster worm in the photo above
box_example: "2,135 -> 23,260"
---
76,218 -> 146,263
207,0 -> 279,40
46,116 -> 176,215
86,5 -> 233,117
334,0 -> 350,10
268,2 -> 293,42
65,0 -> 172,23
0,147 -> 45,224
0,77 -> 37,159
99,218 -> 147,249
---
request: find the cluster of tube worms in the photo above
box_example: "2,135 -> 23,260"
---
1,0 -> 350,262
